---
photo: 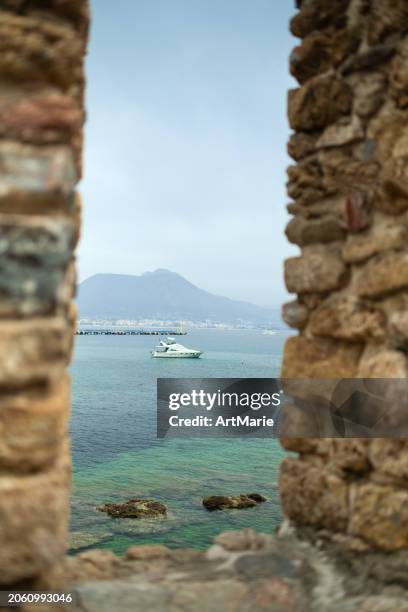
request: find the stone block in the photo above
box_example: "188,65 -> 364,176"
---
0,11 -> 85,89
341,42 -> 397,74
0,317 -> 71,388
377,173 -> 408,215
0,440 -> 70,584
280,437 -> 329,457
328,439 -> 371,474
367,0 -> 408,46
287,158 -> 328,206
285,214 -> 345,246
0,377 -> 69,472
350,482 -> 408,550
281,300 -> 309,330
55,260 -> 77,321
0,90 -> 83,145
72,191 -> 82,247
281,336 -> 362,378
316,116 -> 364,149
369,439 -> 408,481
355,252 -> 408,298
389,310 -> 408,349
356,597 -> 408,612
279,457 -> 349,532
351,72 -> 387,118
287,131 -> 319,161
288,195 -> 347,220
288,74 -> 352,132
290,0 -> 349,38
301,293 -> 325,310
0,214 -> 75,317
318,148 -> 379,195
378,291 -> 408,324
367,101 -> 407,162
368,113 -> 408,217
284,246 -> 347,294
342,219 -> 408,263
389,122 -> 408,174
290,27 -> 358,84
0,141 -> 77,214
357,348 -> 407,378
1,1 -> 90,35
309,295 -> 385,341
391,40 -> 408,109
279,401 -> 334,447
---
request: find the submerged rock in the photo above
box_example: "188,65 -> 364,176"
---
98,499 -> 167,519
69,531 -> 113,551
202,493 -> 267,512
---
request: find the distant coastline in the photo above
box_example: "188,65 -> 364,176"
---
77,270 -> 281,328
78,318 -> 287,332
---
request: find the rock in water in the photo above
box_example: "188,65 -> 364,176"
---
202,494 -> 267,511
247,493 -> 267,503
98,499 -> 167,519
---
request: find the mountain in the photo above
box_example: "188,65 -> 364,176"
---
77,269 -> 279,326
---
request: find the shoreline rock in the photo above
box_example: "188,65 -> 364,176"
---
203,493 -> 267,512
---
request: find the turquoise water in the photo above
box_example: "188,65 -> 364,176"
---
70,329 -> 290,554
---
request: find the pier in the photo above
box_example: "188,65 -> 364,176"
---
76,329 -> 187,336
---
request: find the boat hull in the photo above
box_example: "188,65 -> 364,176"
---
151,352 -> 202,358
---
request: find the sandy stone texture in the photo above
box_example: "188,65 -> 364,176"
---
280,0 -> 408,554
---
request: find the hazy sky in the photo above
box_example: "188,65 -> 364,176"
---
79,0 -> 298,306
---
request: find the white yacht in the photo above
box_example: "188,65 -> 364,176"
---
151,337 -> 202,358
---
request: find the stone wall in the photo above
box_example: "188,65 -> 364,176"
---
280,0 -> 408,551
0,1 -> 88,587
3,0 -> 408,598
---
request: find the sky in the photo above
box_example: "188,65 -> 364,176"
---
79,0 -> 298,306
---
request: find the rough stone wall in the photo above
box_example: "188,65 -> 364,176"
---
280,0 -> 408,551
0,1 -> 88,587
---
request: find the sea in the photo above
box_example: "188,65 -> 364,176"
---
69,328 -> 291,554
